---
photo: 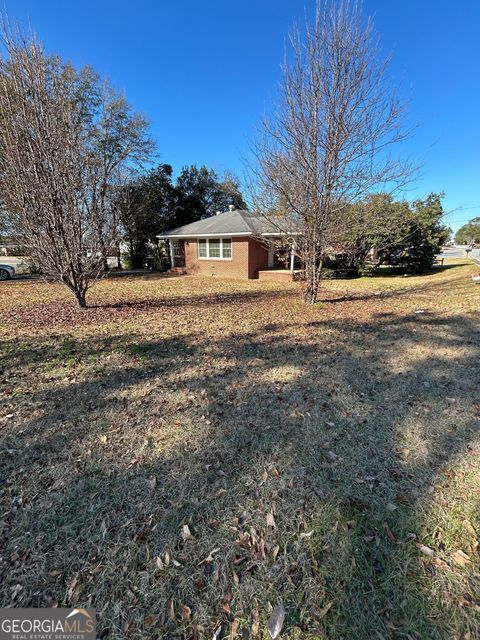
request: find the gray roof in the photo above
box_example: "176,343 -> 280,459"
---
158,209 -> 282,238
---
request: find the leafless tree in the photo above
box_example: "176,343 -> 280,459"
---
0,19 -> 154,307
249,1 -> 413,303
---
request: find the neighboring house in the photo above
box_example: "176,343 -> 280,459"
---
158,206 -> 298,280
0,238 -> 20,256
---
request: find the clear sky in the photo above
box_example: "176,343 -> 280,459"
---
5,0 -> 480,232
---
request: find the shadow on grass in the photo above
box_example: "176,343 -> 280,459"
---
91,288 -> 295,311
1,311 -> 479,639
1,287 -> 297,328
362,262 -> 468,278
318,271 -> 471,305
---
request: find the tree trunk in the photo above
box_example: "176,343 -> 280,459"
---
73,287 -> 87,309
304,256 -> 322,304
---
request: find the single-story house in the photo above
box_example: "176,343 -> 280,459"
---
158,206 -> 298,280
0,238 -> 20,256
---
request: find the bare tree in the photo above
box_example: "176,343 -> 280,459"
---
0,19 -> 154,307
250,1 -> 412,303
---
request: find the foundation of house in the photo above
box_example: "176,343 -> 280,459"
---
257,269 -> 302,282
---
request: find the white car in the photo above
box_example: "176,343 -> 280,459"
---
0,264 -> 15,280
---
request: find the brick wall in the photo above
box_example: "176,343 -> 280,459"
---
169,235 -> 292,280
183,237 -> 250,278
182,237 -> 270,279
248,238 -> 269,278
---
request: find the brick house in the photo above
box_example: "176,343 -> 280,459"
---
158,206 -> 297,280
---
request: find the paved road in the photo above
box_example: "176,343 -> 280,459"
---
438,245 -> 480,261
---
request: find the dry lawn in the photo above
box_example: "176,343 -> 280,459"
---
1,261 -> 479,639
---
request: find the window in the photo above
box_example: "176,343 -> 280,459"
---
172,240 -> 182,258
222,239 -> 232,259
209,239 -> 221,258
197,238 -> 232,260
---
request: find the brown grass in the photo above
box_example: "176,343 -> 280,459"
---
1,260 -> 479,639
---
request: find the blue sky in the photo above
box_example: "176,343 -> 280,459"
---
5,0 -> 480,232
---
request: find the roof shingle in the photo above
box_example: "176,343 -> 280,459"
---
158,209 -> 281,237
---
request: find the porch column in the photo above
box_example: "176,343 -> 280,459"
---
290,240 -> 295,271
168,239 -> 174,267
268,246 -> 274,268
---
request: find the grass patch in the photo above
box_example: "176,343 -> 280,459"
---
1,261 -> 479,639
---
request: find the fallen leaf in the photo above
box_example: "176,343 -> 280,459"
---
48,569 -> 62,577
155,556 -> 164,570
311,601 -> 333,620
66,574 -> 79,601
144,615 -> 159,628
452,550 -> 471,567
267,603 -> 285,639
181,524 -> 193,542
416,543 -> 435,557
432,557 -> 450,569
10,584 -> 23,600
166,597 -> 175,621
180,605 -> 191,621
300,530 -> 314,539
199,548 -> 220,565
239,511 -> 252,525
266,512 -> 276,528
230,620 -> 239,639
462,520 -> 477,539
251,606 -> 260,637
384,522 -> 397,544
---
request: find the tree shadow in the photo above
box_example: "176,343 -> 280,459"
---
1,311 -> 479,639
91,289 -> 294,311
362,262 -> 468,278
318,273 -> 471,304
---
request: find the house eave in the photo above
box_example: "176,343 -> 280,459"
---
157,232 -> 253,239
261,231 -> 302,236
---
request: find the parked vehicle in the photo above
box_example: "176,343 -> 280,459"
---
0,264 -> 15,280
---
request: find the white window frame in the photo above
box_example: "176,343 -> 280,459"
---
198,238 -> 232,260
172,240 -> 182,258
